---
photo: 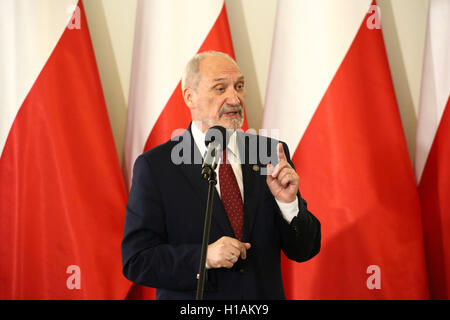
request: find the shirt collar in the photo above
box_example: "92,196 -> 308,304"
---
191,121 -> 238,159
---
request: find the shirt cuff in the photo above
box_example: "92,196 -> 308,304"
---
276,196 -> 299,223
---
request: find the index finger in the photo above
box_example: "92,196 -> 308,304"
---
229,239 -> 251,259
277,142 -> 287,162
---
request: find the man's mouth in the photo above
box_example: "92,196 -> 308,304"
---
220,107 -> 242,119
223,110 -> 241,118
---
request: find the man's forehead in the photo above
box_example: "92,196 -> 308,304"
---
199,56 -> 243,79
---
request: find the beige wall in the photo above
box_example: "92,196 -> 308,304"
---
84,0 -> 429,165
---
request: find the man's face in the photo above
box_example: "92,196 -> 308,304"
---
185,55 -> 246,132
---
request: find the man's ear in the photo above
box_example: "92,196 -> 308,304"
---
183,87 -> 195,110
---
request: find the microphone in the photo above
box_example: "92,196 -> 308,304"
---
201,126 -> 229,180
197,125 -> 229,300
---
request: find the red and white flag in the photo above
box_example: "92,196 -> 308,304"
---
415,0 -> 450,300
123,0 -> 246,299
0,0 -> 131,299
262,0 -> 429,299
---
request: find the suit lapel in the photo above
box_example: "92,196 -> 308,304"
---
176,125 -> 235,238
176,126 -> 268,241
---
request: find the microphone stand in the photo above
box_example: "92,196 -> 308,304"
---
196,166 -> 217,300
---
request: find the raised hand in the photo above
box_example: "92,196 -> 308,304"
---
266,143 -> 299,203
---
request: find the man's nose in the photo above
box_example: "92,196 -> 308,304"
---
226,89 -> 240,105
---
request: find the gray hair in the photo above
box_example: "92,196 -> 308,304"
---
181,51 -> 238,92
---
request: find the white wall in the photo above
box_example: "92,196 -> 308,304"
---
83,0 -> 430,165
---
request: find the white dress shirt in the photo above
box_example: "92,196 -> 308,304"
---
191,122 -> 299,224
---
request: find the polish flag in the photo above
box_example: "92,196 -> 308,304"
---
0,1 -> 131,299
415,0 -> 450,300
124,0 -> 245,299
262,0 -> 429,299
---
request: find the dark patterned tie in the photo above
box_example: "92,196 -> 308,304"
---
219,149 -> 244,240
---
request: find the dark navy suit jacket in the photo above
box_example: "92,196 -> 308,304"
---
121,125 -> 321,299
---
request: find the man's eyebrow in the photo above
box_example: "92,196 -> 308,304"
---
212,76 -> 245,82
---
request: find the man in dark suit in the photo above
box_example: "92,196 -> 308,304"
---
121,51 -> 321,299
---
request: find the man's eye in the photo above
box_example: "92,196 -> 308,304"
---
236,83 -> 244,90
216,87 -> 225,92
